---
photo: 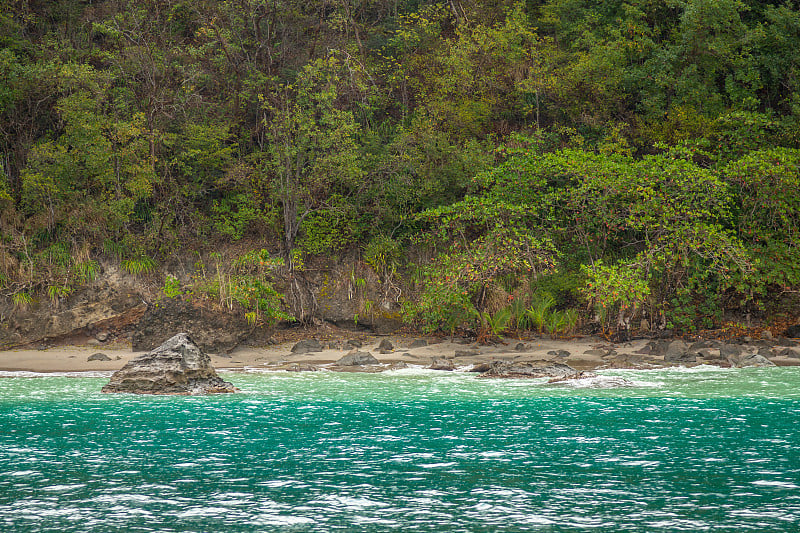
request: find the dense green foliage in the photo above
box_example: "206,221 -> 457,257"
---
1,0 -> 798,332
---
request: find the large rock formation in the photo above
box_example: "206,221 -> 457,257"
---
102,333 -> 236,394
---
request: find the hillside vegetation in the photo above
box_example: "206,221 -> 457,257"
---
1,0 -> 799,336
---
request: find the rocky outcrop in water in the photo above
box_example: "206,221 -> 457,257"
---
102,333 -> 236,395
727,351 -> 776,368
478,361 -> 581,379
429,358 -> 455,371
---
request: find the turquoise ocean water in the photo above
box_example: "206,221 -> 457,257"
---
1,366 -> 799,531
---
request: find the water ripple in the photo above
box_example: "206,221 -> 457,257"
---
1,369 -> 800,531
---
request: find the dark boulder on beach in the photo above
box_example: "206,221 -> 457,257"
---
377,339 -> 394,354
88,352 -> 111,362
344,339 -> 363,350
785,325 -> 800,338
776,337 -> 799,347
469,362 -> 493,373
720,343 -> 743,359
637,339 -> 670,356
689,339 -> 721,351
291,339 -> 324,354
601,353 -> 660,369
776,347 -> 800,359
336,350 -> 379,366
664,340 -> 696,364
102,333 -> 236,395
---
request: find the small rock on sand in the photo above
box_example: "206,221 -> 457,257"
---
378,339 -> 394,354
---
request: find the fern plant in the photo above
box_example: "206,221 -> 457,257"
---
75,260 -> 99,283
526,292 -> 555,334
364,235 -> 401,281
487,307 -> 513,337
509,297 -> 530,332
476,307 -> 513,341
561,308 -> 580,335
103,239 -> 126,260
545,310 -> 567,337
47,284 -> 71,304
121,256 -> 157,276
12,291 -> 34,310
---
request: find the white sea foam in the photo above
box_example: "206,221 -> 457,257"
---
751,480 -> 800,489
419,462 -> 457,468
0,370 -> 114,378
548,375 -> 656,389
311,494 -> 389,510
621,364 -> 733,374
252,514 -> 315,526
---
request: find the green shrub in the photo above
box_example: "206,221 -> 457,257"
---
162,275 -> 183,298
211,194 -> 259,241
299,205 -> 356,255
477,307 -> 513,339
402,280 -> 475,335
581,260 -> 650,333
364,235 -> 401,281
191,249 -> 291,327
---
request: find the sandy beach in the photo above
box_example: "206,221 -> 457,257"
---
2,333 -> 798,374
0,335 -> 642,373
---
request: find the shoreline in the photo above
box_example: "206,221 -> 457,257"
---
1,334 -> 799,374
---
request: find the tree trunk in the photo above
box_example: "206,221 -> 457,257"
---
281,187 -> 317,324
